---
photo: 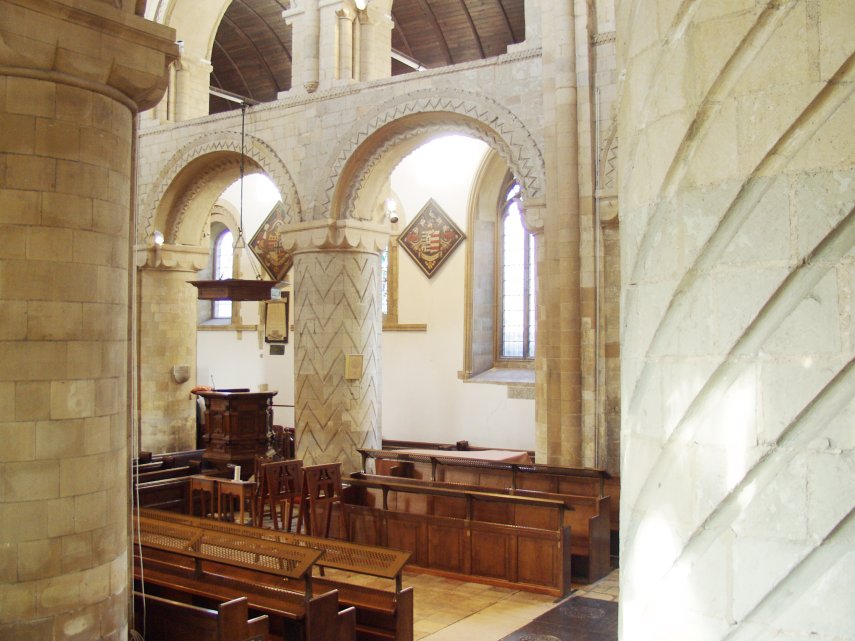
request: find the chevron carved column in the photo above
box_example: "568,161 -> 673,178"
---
281,221 -> 388,473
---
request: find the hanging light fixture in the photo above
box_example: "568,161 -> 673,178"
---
190,100 -> 276,302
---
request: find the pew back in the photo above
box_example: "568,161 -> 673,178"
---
132,592 -> 268,641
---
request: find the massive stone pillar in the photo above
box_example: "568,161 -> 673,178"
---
281,221 -> 386,473
0,1 -> 174,639
619,1 -> 855,639
135,243 -> 208,453
534,0 -> 585,466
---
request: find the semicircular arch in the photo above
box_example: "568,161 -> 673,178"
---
140,130 -> 301,245
317,88 -> 545,222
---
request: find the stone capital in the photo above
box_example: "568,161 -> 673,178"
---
523,199 -> 546,234
279,219 -> 390,255
136,243 -> 210,271
0,0 -> 177,111
336,6 -> 356,21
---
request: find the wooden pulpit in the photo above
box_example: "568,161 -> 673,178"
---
195,390 -> 276,477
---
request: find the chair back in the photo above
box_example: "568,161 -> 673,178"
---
260,459 -> 303,530
300,462 -> 345,538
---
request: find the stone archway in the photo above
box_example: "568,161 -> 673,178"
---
136,132 -> 299,453
315,87 -> 546,223
281,95 -> 545,473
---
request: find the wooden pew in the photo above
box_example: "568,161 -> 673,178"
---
134,476 -> 190,512
138,508 -> 414,641
132,592 -> 269,641
135,464 -> 193,484
133,513 -> 358,641
340,476 -> 572,597
350,473 -> 610,584
358,448 -> 615,582
359,448 -> 609,495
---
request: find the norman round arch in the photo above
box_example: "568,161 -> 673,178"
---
139,130 -> 301,244
317,88 -> 546,222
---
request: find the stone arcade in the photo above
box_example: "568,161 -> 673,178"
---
0,1 -> 853,640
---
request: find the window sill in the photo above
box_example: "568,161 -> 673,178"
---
198,322 -> 258,332
383,322 -> 428,332
459,367 -> 535,386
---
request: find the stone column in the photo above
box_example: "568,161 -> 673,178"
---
0,2 -> 174,639
619,1 -> 855,639
357,1 -> 393,82
135,244 -> 209,454
173,56 -> 214,122
284,0 -> 321,93
280,220 -> 387,474
336,7 -> 355,83
534,0 -> 584,467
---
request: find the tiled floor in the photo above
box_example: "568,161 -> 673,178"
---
400,569 -> 618,641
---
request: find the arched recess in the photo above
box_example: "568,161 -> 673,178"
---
145,0 -> 230,63
140,130 -> 301,245
317,88 -> 545,223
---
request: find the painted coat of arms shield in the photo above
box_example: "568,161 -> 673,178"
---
398,198 -> 465,278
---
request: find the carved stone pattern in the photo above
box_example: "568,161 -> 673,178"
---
140,131 -> 301,242
598,108 -> 618,196
318,88 -> 545,221
342,121 -> 524,224
166,156 -> 241,243
293,252 -> 382,473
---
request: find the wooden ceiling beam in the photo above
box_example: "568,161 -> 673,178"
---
212,39 -> 255,101
496,0 -> 519,43
414,0 -> 453,65
237,0 -> 292,64
459,0 -> 485,58
222,12 -> 280,94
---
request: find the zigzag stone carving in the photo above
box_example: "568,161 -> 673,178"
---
315,88 -> 545,221
139,130 -> 301,242
292,249 -> 383,473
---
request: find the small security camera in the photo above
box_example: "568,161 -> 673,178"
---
390,213 -> 399,223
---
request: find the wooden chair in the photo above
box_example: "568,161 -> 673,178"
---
259,459 -> 303,531
298,462 -> 347,539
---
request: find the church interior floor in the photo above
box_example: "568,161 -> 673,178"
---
317,567 -> 620,641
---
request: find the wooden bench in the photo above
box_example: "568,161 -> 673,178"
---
359,448 -> 615,581
132,591 -> 269,641
134,476 -> 191,512
350,472 -> 610,583
138,508 -> 414,641
359,448 -> 609,494
133,513 -> 355,641
339,476 -> 572,596
135,464 -> 193,484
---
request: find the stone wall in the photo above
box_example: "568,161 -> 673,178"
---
619,1 -> 855,639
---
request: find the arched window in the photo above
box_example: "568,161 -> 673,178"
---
212,228 -> 233,319
498,179 -> 536,360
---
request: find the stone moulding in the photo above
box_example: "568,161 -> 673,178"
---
320,87 -> 546,222
139,130 -> 301,243
135,243 -> 210,271
278,219 -> 390,254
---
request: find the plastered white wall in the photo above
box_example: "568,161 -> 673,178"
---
381,136 -> 537,450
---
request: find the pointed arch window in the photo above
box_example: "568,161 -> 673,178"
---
499,179 -> 536,360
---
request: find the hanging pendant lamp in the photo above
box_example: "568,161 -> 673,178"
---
190,101 -> 276,302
